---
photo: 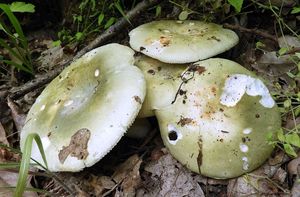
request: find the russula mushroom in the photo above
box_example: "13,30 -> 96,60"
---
129,20 -> 239,63
155,58 -> 281,179
134,54 -> 187,118
20,44 -> 146,172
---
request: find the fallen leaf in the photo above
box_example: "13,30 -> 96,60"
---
7,98 -> 26,132
0,122 -> 9,146
112,154 -> 142,196
227,163 -> 288,196
137,151 -> 205,197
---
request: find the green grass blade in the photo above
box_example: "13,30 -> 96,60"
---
114,1 -> 131,25
0,60 -> 32,73
0,162 -> 21,169
0,162 -> 38,169
2,186 -> 57,196
0,39 -> 24,62
0,143 -> 21,154
14,133 -> 48,197
0,4 -> 27,49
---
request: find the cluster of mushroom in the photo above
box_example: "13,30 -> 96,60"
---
21,20 -> 281,179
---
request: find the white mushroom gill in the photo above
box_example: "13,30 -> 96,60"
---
220,74 -> 275,108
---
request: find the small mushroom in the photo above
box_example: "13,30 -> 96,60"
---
20,44 -> 146,172
134,54 -> 187,117
155,58 -> 281,179
129,20 -> 239,64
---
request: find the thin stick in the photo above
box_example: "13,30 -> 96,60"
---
223,23 -> 278,42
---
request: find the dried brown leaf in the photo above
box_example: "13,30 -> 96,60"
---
7,98 -> 26,131
137,152 -> 204,197
112,154 -> 142,197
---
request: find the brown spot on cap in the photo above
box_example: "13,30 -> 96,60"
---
177,117 -> 193,127
159,36 -> 171,47
133,96 -> 142,104
197,136 -> 203,173
58,128 -> 91,164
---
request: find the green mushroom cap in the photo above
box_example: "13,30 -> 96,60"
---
134,54 -> 187,117
155,58 -> 281,179
20,44 -> 146,172
129,20 -> 239,64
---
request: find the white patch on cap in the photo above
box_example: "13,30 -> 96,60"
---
240,144 -> 249,152
40,105 -> 46,111
167,124 -> 183,145
162,29 -> 171,34
243,128 -> 252,134
220,74 -> 275,108
242,156 -> 249,170
94,69 -> 100,77
64,100 -> 74,107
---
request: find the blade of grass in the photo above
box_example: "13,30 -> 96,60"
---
0,60 -> 32,73
0,143 -> 21,154
14,133 -> 47,197
0,162 -> 21,169
114,1 -> 131,25
2,186 -> 58,197
0,4 -> 27,49
0,39 -> 24,61
0,143 -> 74,195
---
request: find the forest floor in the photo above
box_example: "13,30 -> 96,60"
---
0,0 -> 299,196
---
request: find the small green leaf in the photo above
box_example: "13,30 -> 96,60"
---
256,41 -> 265,49
9,2 -> 35,13
52,40 -> 61,47
178,10 -> 189,21
283,143 -> 297,157
295,107 -> 300,117
98,13 -> 104,26
277,129 -> 285,142
155,5 -> 161,17
73,15 -> 82,23
278,47 -> 288,56
286,72 -> 296,78
266,131 -> 274,141
284,99 -> 292,108
285,133 -> 300,147
291,6 -> 300,14
295,52 -> 300,59
75,32 -> 83,41
228,0 -> 244,12
104,17 -> 115,29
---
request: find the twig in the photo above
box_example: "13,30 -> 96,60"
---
8,0 -> 162,100
223,23 -> 278,43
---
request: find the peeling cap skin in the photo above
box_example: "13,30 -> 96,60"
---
20,44 -> 146,172
155,58 -> 281,179
134,54 -> 187,117
129,20 -> 239,63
